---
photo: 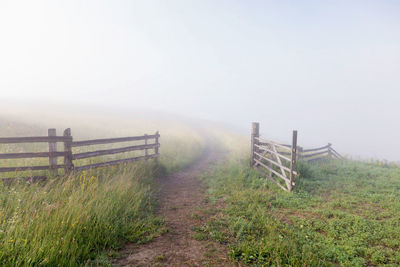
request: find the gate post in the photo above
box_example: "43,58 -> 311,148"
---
289,130 -> 298,191
251,122 -> 259,167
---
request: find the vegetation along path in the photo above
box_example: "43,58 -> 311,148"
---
114,148 -> 232,266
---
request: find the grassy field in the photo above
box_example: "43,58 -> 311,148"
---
2,113 -> 400,266
200,144 -> 400,266
0,115 -> 205,266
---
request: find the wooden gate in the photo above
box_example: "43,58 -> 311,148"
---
251,122 -> 297,192
250,122 -> 343,192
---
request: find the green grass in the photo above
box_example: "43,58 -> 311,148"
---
5,114 -> 399,266
0,162 -> 167,266
0,116 -> 206,266
202,157 -> 400,266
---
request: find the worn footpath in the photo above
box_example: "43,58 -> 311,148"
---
114,149 -> 234,266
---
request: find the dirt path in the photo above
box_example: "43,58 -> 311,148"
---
114,149 -> 232,266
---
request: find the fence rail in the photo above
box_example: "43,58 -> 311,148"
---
299,143 -> 342,162
0,151 -> 68,159
0,165 -> 66,173
71,134 -> 159,147
0,128 -> 160,181
74,154 -> 158,171
0,136 -> 72,143
251,122 -> 342,192
279,144 -> 342,162
72,144 -> 159,160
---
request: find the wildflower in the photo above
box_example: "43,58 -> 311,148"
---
10,239 -> 14,243
89,176 -> 96,184
80,171 -> 87,190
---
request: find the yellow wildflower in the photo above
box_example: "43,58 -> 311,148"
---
89,176 -> 96,184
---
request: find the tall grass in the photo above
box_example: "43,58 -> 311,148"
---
0,162 -> 166,266
0,115 -> 206,265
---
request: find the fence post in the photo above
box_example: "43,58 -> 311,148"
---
297,146 -> 303,161
327,143 -> 332,159
251,122 -> 259,167
144,134 -> 148,160
63,128 -> 73,175
48,128 -> 58,176
289,130 -> 298,191
155,131 -> 159,163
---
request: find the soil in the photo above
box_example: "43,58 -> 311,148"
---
113,149 -> 234,266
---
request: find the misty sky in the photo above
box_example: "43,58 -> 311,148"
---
0,0 -> 399,160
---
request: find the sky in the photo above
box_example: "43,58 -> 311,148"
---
0,0 -> 399,160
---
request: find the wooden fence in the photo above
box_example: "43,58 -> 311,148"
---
0,128 -> 160,181
298,143 -> 342,162
250,122 -> 342,192
276,143 -> 343,162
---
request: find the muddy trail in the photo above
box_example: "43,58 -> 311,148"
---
114,149 -> 233,266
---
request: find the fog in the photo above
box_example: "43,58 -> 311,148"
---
0,1 -> 399,161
